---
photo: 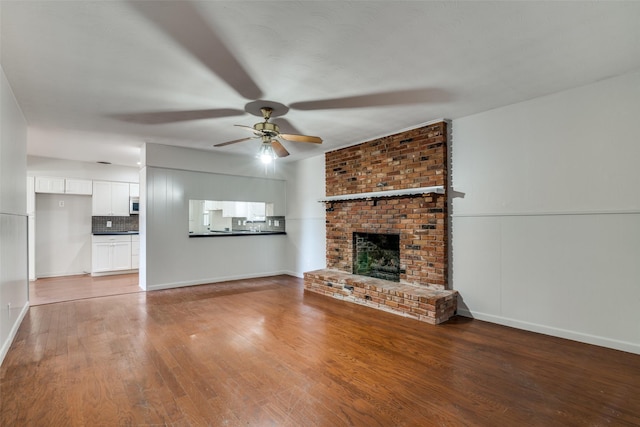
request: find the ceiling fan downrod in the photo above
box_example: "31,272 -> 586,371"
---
254,107 -> 279,135
260,107 -> 273,121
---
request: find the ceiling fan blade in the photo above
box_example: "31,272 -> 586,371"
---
279,134 -> 323,144
130,2 -> 262,100
288,88 -> 450,111
112,108 -> 245,124
214,137 -> 255,147
271,140 -> 290,158
234,124 -> 263,135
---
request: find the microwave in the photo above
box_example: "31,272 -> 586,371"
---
130,197 -> 140,214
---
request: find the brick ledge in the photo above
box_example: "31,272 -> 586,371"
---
304,269 -> 458,325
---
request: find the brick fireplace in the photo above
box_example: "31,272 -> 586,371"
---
304,120 -> 458,324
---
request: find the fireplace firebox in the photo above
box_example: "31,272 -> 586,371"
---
353,233 -> 400,282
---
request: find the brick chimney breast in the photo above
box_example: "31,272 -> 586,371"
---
305,121 -> 457,325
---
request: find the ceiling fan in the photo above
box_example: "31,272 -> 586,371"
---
213,102 -> 322,163
120,2 -> 449,162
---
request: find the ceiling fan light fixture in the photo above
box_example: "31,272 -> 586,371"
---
213,102 -> 321,156
257,141 -> 277,164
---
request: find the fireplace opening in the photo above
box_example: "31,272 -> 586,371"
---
353,233 -> 400,282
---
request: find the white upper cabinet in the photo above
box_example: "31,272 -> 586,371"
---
111,183 -> 130,215
34,176 -> 92,195
34,176 -> 65,194
92,181 -> 130,216
65,179 -> 93,195
92,181 -> 112,215
129,183 -> 140,198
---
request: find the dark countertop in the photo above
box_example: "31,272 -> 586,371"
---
92,231 -> 139,235
189,231 -> 286,237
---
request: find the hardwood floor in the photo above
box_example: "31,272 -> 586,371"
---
3,275 -> 639,426
29,273 -> 141,305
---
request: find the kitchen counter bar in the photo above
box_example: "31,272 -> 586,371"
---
92,231 -> 139,235
189,231 -> 286,237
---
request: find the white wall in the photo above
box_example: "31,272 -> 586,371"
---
284,154 -> 327,277
1,76 -> 27,215
35,194 -> 92,277
0,66 -> 29,365
451,72 -> 640,354
141,144 -> 292,291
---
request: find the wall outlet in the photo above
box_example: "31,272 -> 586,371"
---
106,221 -> 112,227
58,201 -> 64,207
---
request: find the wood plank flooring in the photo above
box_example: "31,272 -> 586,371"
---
2,275 -> 640,426
29,273 -> 141,305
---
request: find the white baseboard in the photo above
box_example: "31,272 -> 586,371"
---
456,308 -> 640,355
283,270 -> 305,279
0,302 -> 30,367
36,271 -> 91,279
91,269 -> 138,277
145,270 -> 294,291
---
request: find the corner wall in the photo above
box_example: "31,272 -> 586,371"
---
451,72 -> 640,354
0,66 -> 29,365
284,154 -> 326,277
141,144 -> 292,291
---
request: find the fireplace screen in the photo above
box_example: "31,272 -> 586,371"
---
353,233 -> 400,282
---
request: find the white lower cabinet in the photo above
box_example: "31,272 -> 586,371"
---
131,235 -> 140,269
92,235 -> 132,274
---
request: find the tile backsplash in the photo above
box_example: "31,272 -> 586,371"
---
92,216 -> 139,233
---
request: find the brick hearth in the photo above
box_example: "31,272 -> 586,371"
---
305,269 -> 457,325
304,121 -> 458,325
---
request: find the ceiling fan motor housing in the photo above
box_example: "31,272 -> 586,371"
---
254,121 -> 279,136
214,103 -> 321,150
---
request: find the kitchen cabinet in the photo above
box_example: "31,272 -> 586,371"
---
92,181 -> 130,216
65,178 -> 93,195
92,235 -> 132,274
129,183 -> 139,198
35,176 -> 65,194
34,176 -> 93,195
131,235 -> 140,269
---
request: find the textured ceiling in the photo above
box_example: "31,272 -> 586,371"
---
2,1 -> 640,167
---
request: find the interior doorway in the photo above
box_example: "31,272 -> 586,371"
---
29,273 -> 141,306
